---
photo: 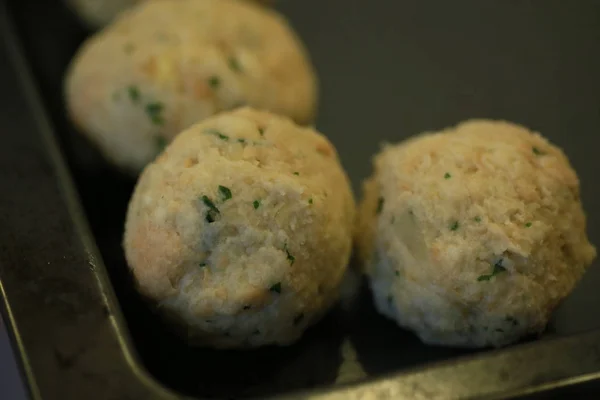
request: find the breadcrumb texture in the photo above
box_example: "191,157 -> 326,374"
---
124,108 -> 355,348
357,119 -> 596,348
65,0 -> 275,29
65,0 -> 317,175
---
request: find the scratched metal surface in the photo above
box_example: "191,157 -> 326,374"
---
2,0 -> 600,399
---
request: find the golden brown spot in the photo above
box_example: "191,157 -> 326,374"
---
316,141 -> 334,157
127,221 -> 185,299
140,57 -> 158,77
193,79 -> 211,100
183,158 -> 198,168
242,288 -> 272,308
214,288 -> 228,300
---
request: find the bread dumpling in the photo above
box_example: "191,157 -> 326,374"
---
65,0 -> 317,175
357,119 -> 596,348
124,108 -> 355,348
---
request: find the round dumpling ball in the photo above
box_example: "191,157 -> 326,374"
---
65,0 -> 317,175
124,108 -> 355,348
357,119 -> 596,348
64,0 -> 275,29
64,0 -> 140,29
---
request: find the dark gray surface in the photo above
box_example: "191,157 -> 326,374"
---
2,0 -> 600,399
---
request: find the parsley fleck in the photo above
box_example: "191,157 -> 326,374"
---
199,262 -> 207,268
204,129 -> 229,141
237,138 -> 247,144
145,102 -> 165,125
450,221 -> 460,231
127,85 -> 140,103
258,127 -> 265,136
395,270 -> 400,277
155,135 -> 167,152
228,57 -> 242,73
525,222 -> 532,228
293,172 -> 300,176
532,146 -> 544,156
201,195 -> 220,223
308,198 -> 313,205
444,172 -> 451,179
477,259 -> 507,282
284,243 -> 295,265
293,313 -> 305,326
506,316 -> 519,326
243,305 -> 251,310
218,185 -> 232,201
269,282 -> 282,293
253,200 -> 260,209
208,76 -> 221,89
376,197 -> 384,214
474,216 -> 482,222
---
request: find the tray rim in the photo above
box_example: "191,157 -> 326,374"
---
2,2 -> 600,399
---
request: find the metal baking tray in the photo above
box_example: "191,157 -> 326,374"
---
2,0 -> 600,398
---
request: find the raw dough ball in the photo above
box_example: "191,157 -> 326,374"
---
65,0 -> 317,175
64,0 -> 275,29
124,108 -> 355,348
357,119 -> 596,348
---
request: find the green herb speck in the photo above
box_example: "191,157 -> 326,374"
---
237,138 -> 247,144
199,262 -> 207,268
308,198 -> 313,205
474,216 -> 482,222
477,259 -> 507,282
218,185 -> 232,201
258,127 -> 265,136
525,222 -> 532,228
293,172 -> 300,176
450,221 -> 460,231
208,76 -> 221,89
205,129 -> 229,141
444,172 -> 451,179
127,85 -> 140,103
284,243 -> 295,265
201,195 -> 220,223
293,313 -> 305,326
395,270 -> 400,277
269,282 -> 282,293
376,197 -> 384,214
532,146 -> 544,156
155,135 -> 167,152
228,57 -> 242,72
253,200 -> 260,209
145,102 -> 165,125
